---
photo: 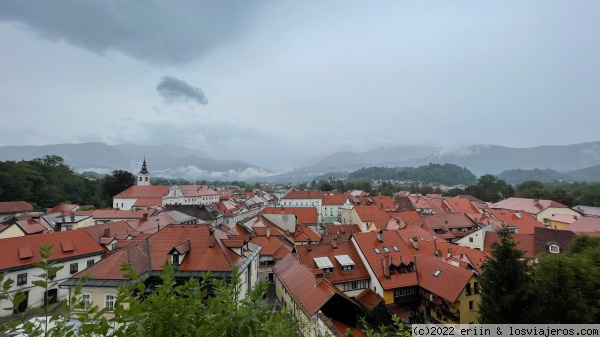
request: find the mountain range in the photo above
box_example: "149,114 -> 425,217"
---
1,141 -> 600,182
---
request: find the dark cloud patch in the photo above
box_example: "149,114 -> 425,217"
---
156,76 -> 208,105
0,1 -> 265,64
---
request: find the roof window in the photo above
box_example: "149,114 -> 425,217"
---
433,270 -> 441,277
374,248 -> 381,254
392,246 -> 399,252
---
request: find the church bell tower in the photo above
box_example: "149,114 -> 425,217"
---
137,157 -> 151,186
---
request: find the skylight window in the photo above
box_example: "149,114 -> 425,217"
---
374,248 -> 381,254
392,246 -> 399,252
383,247 -> 390,253
433,270 -> 441,277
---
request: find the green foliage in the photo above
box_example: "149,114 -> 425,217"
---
360,315 -> 411,337
348,163 -> 477,186
99,170 -> 136,207
462,174 -> 515,202
478,228 -> 534,323
0,247 -> 299,337
0,155 -> 100,208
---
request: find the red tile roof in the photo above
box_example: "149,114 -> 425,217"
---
294,224 -> 321,243
0,229 -> 104,271
178,185 -> 218,197
322,194 -> 348,206
483,232 -> 535,259
72,241 -> 150,280
351,231 -> 418,290
354,206 -> 392,231
249,236 -> 292,259
565,216 -> 600,232
47,204 -> 79,214
282,189 -> 322,199
415,213 -> 478,239
273,254 -> 351,316
391,211 -> 421,224
0,201 -> 33,214
83,221 -> 138,243
444,198 -> 481,214
113,185 -> 170,199
491,197 -> 568,215
549,213 -> 580,225
14,217 -> 54,235
92,209 -> 153,219
354,288 -> 384,311
296,240 -> 370,284
415,254 -> 475,303
371,196 -> 397,212
126,213 -> 177,234
262,207 -> 318,225
488,210 -> 544,235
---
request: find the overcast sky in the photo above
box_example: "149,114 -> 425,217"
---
0,1 -> 599,171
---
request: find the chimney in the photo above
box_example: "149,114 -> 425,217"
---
382,252 -> 390,278
143,213 -> 149,220
332,234 -> 338,249
533,199 -> 539,205
412,236 -> 419,250
103,227 -> 110,238
515,211 -> 521,219
209,228 -> 215,248
447,248 -> 452,258
315,269 -> 324,286
377,230 -> 383,242
266,226 -> 271,238
307,240 -> 312,252
435,249 -> 442,259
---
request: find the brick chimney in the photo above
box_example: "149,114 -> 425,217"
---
332,234 -> 338,249
447,248 -> 453,258
382,252 -> 390,278
103,227 -> 110,238
307,240 -> 312,252
266,226 -> 271,238
143,213 -> 149,220
377,229 -> 383,243
209,228 -> 215,248
315,269 -> 324,286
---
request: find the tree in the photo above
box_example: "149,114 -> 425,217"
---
478,228 -> 535,323
320,183 -> 334,191
100,170 -> 136,207
531,253 -> 600,323
467,174 -> 515,202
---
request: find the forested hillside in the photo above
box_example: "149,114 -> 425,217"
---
348,163 -> 477,185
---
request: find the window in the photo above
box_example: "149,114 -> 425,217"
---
324,267 -> 333,274
172,253 -> 180,266
392,246 -> 399,252
82,293 -> 91,310
17,273 -> 27,286
342,265 -> 353,271
394,287 -> 416,297
64,225 -> 73,231
87,259 -> 95,268
70,263 -> 79,274
105,294 -> 115,311
383,247 -> 390,253
139,176 -> 142,181
145,177 -> 148,181
549,245 -> 560,253
374,248 -> 381,254
474,282 -> 480,294
469,301 -> 474,311
466,283 -> 472,296
469,237 -> 474,243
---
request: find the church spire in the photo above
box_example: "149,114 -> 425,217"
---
137,157 -> 151,186
140,156 -> 149,174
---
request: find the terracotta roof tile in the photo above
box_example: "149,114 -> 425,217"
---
488,210 -> 544,235
444,198 -> 481,214
0,201 -> 34,214
483,232 -> 535,259
354,206 -> 392,231
565,217 -> 600,232
296,240 -> 370,284
354,288 -> 384,311
0,229 -> 104,271
491,197 -> 568,215
322,194 -> 349,206
262,207 -> 318,225
415,254 -> 475,303
281,190 -> 323,200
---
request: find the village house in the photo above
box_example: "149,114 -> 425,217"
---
491,197 -> 580,226
321,193 -> 347,224
0,201 -> 34,221
162,185 -> 219,206
0,214 -> 54,239
0,230 -> 104,318
61,224 -> 261,317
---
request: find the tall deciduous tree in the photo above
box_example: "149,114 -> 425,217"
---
100,170 -> 135,207
478,228 -> 534,323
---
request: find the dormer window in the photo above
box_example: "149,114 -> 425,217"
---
172,252 -> 180,265
549,244 -> 560,254
335,254 -> 355,272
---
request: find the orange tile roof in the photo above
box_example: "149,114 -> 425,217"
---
549,213 -> 580,224
444,198 -> 481,214
0,201 -> 33,214
354,288 -> 384,311
416,213 -> 478,239
83,221 -> 138,242
322,194 -> 349,206
392,211 -> 421,224
488,210 -> 545,235
491,197 -> 568,215
351,231 -> 418,290
126,213 -> 177,234
296,240 -> 370,284
273,254 -> 352,316
47,204 -> 78,214
371,196 -> 397,211
249,236 -> 292,258
178,185 -> 219,197
354,206 -> 392,231
293,224 -> 321,243
114,185 -> 170,199
282,189 -> 322,199
483,232 -> 535,259
71,241 -> 149,280
133,198 -> 164,207
415,254 -> 475,303
92,209 -> 153,219
0,229 -> 104,271
148,225 -> 244,272
409,240 -> 487,274
262,207 -> 318,224
14,217 -> 54,235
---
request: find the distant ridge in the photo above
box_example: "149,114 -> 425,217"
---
0,142 -> 272,180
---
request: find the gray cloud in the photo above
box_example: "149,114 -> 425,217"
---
156,76 -> 208,105
0,1 -> 265,64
